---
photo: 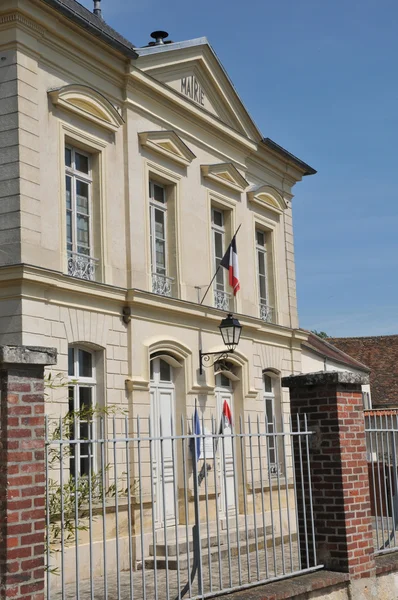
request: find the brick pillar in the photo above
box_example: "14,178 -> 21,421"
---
0,346 -> 56,600
282,371 -> 375,579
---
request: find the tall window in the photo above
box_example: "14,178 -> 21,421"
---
263,374 -> 277,473
256,230 -> 273,322
65,146 -> 98,281
149,181 -> 173,297
68,346 -> 96,477
212,208 -> 230,311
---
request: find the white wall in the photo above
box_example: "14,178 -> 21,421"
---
301,347 -> 371,406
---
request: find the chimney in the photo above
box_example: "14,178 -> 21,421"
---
93,0 -> 102,18
150,31 -> 169,45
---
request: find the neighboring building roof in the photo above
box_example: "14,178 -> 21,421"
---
302,332 -> 370,373
262,139 -> 317,177
40,0 -> 138,58
329,335 -> 398,407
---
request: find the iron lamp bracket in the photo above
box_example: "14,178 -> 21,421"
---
199,349 -> 234,375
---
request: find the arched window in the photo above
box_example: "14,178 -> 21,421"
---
150,356 -> 173,384
263,373 -> 277,472
68,346 -> 96,477
149,353 -> 177,526
214,360 -> 239,387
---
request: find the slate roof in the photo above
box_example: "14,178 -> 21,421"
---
40,0 -> 137,58
262,138 -> 316,177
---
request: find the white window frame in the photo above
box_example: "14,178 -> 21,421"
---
256,228 -> 273,323
68,346 -> 96,477
211,207 -> 226,293
150,356 -> 174,386
256,230 -> 268,303
149,180 -> 168,276
65,145 -> 93,259
263,374 -> 278,474
215,371 -> 233,389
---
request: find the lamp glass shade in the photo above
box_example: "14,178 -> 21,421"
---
219,313 -> 242,351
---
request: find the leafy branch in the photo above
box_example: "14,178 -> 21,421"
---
45,373 -> 137,570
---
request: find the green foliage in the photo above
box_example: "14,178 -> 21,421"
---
311,330 -> 329,339
45,373 -> 136,572
44,371 -> 70,392
47,469 -> 106,547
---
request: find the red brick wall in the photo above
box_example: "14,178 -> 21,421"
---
0,363 -> 48,600
283,372 -> 375,579
330,335 -> 398,407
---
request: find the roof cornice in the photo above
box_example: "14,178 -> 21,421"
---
38,0 -> 138,59
262,138 -> 316,177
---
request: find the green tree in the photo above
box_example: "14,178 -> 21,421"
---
311,330 -> 329,339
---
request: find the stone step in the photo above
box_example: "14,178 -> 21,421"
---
143,533 -> 295,571
150,525 -> 273,557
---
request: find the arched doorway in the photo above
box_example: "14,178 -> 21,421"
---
215,365 -> 237,518
150,355 -> 177,528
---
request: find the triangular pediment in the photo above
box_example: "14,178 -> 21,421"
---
247,185 -> 287,213
135,39 -> 261,141
138,130 -> 196,166
201,163 -> 249,192
48,84 -> 124,132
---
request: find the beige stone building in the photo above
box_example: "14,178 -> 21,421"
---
0,0 -> 316,579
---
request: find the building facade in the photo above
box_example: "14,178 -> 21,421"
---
0,0 -> 316,579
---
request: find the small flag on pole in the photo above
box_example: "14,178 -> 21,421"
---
219,400 -> 233,434
220,236 -> 240,295
193,407 -> 201,462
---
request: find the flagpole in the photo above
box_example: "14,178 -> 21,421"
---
199,224 -> 242,305
176,403 -> 200,600
192,399 -> 202,595
199,266 -> 221,306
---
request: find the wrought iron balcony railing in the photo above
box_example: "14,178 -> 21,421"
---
214,289 -> 231,311
260,301 -> 274,323
152,272 -> 174,297
67,251 -> 99,281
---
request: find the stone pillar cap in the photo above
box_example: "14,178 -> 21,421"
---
0,345 -> 57,366
282,370 -> 369,388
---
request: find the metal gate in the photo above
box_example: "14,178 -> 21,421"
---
365,410 -> 398,554
45,412 -> 322,599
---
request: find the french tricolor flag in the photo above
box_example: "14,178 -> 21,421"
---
219,400 -> 233,433
220,236 -> 240,296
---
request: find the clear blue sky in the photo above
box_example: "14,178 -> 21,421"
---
80,0 -> 398,337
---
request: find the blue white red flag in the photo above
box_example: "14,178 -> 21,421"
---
193,407 -> 201,462
220,236 -> 240,295
219,399 -> 233,434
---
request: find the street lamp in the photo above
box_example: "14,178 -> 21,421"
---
199,313 -> 242,374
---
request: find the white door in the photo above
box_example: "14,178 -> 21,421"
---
150,357 -> 177,528
215,373 -> 236,518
